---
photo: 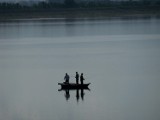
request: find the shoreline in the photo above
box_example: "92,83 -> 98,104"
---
0,8 -> 160,21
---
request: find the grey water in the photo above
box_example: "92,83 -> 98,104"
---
0,17 -> 160,120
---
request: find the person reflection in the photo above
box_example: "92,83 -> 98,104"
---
76,89 -> 80,102
61,88 -> 88,102
64,89 -> 70,101
81,89 -> 84,101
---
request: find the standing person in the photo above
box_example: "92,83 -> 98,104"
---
75,72 -> 79,84
64,73 -> 70,84
80,73 -> 85,85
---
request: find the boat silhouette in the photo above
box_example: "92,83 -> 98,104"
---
58,82 -> 90,89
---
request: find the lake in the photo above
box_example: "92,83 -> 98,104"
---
0,17 -> 160,120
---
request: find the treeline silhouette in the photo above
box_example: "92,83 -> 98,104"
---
0,0 -> 160,13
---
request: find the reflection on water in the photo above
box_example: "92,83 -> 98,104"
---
58,88 -> 90,102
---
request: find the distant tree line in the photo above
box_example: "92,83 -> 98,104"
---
0,0 -> 160,13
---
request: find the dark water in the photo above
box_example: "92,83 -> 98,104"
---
0,18 -> 160,120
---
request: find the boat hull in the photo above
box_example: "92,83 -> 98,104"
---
58,83 -> 90,89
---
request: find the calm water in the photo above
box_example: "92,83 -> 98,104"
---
0,18 -> 160,120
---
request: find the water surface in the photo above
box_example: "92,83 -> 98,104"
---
0,18 -> 160,120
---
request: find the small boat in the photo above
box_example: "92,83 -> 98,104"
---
58,83 -> 90,89
58,88 -> 90,91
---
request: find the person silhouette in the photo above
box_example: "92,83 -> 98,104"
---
75,72 -> 79,84
64,73 -> 70,84
80,73 -> 85,85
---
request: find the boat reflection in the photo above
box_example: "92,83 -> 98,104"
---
58,88 -> 90,102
